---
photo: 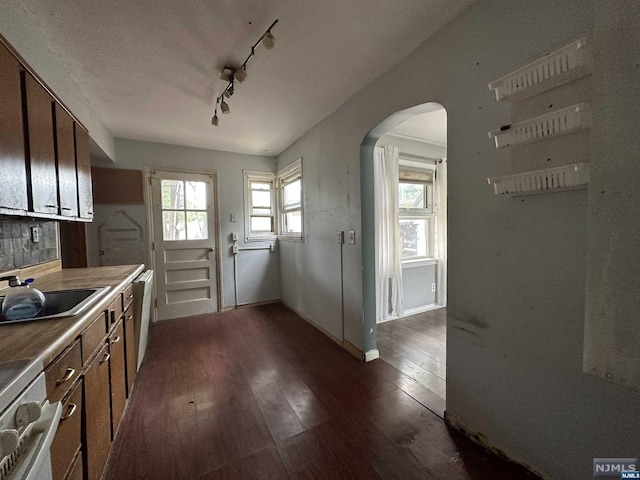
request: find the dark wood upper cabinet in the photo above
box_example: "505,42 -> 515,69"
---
74,123 -> 93,219
24,73 -> 58,215
0,42 -> 28,211
54,103 -> 78,217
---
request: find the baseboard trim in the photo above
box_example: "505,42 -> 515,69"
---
280,300 -> 365,361
221,299 -> 280,311
364,349 -> 379,362
444,412 -> 549,479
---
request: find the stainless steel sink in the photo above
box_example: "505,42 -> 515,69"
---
0,287 -> 111,324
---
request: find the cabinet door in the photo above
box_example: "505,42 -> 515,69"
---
54,103 -> 78,217
124,306 -> 137,396
0,43 -> 28,211
109,321 -> 127,439
74,124 -> 93,219
51,379 -> 83,480
24,74 -> 58,214
83,343 -> 111,480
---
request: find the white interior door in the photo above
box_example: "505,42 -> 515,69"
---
150,170 -> 218,320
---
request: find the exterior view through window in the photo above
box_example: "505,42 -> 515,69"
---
161,179 -> 208,241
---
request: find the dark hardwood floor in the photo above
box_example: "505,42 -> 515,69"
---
104,303 -> 538,480
377,308 -> 447,418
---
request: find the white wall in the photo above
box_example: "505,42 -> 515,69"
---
112,138 -> 279,309
276,1 -> 640,478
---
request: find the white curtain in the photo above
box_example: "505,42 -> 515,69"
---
374,145 -> 403,322
434,157 -> 447,306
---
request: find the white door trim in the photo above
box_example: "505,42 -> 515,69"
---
144,166 -> 223,320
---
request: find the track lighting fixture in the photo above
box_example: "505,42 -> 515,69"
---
262,32 -> 275,49
210,19 -> 278,126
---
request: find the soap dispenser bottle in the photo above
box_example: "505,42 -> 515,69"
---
1,277 -> 46,321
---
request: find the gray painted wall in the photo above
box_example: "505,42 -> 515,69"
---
276,1 -> 640,478
111,138 -> 279,309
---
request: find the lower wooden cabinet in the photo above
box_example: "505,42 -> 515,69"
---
124,306 -> 137,396
51,379 -> 83,480
66,451 -> 84,480
109,321 -> 127,439
83,343 -> 111,480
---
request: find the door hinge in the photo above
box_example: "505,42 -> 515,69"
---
152,242 -> 155,251
154,298 -> 158,308
149,176 -> 153,185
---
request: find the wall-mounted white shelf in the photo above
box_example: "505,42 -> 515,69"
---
487,162 -> 589,196
488,103 -> 590,149
488,36 -> 591,102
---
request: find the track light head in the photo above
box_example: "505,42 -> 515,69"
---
262,32 -> 275,49
234,68 -> 247,83
224,84 -> 234,98
220,100 -> 230,114
211,113 -> 219,126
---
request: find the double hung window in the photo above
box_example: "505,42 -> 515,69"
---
398,169 -> 435,260
244,171 -> 276,241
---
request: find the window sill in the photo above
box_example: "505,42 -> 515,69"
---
278,235 -> 304,243
401,258 -> 438,268
246,235 -> 277,243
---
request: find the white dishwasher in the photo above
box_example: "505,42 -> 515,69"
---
0,358 -> 62,480
132,270 -> 154,371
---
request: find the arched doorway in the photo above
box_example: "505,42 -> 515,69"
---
361,102 -> 447,417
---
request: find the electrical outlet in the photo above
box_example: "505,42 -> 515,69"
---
30,226 -> 39,243
337,231 -> 344,244
431,283 -> 436,292
231,245 -> 238,254
270,242 -> 277,252
231,232 -> 238,241
348,230 -> 356,245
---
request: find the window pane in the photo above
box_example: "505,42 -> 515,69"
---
399,183 -> 425,209
163,211 -> 185,240
251,216 -> 273,233
283,179 -> 301,208
251,181 -> 271,191
400,219 -> 430,258
162,180 -> 184,209
251,190 -> 271,211
252,208 -> 271,215
186,211 -> 208,240
283,211 -> 302,234
185,181 -> 207,209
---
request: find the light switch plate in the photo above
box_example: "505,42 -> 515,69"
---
230,213 -> 237,222
348,230 -> 356,245
30,227 -> 39,243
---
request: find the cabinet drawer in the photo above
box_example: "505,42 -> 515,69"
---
123,283 -> 134,311
108,295 -> 123,330
45,340 -> 81,403
51,380 -> 83,480
82,312 -> 108,364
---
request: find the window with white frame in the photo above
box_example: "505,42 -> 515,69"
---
277,158 -> 303,240
398,168 -> 435,260
244,170 -> 276,241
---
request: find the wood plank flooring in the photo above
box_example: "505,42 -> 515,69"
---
377,307 -> 447,418
104,303 -> 539,480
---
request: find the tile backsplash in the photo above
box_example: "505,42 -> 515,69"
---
0,219 -> 58,272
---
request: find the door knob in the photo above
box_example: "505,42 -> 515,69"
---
208,247 -> 214,252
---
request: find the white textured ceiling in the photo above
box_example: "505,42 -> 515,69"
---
15,0 -> 470,156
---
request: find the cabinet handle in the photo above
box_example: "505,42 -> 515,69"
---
61,403 -> 77,421
61,207 -> 72,211
87,211 -> 93,215
127,294 -> 134,300
56,368 -> 75,385
111,336 -> 121,344
126,315 -> 133,321
110,310 -> 116,324
45,204 -> 57,208
100,353 -> 110,364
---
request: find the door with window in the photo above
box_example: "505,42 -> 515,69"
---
150,170 -> 218,320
